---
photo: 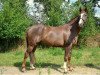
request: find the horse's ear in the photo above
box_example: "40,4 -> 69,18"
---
85,7 -> 88,12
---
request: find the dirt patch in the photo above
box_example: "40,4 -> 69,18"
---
0,66 -> 100,75
85,34 -> 100,47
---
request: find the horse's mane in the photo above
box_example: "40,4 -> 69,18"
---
66,16 -> 80,26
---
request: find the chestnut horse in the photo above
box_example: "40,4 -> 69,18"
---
22,7 -> 88,73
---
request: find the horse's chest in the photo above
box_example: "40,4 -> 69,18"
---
63,31 -> 71,43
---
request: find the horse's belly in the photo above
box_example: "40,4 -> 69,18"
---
42,39 -> 64,46
42,32 -> 64,46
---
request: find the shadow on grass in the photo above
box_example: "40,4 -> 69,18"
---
14,62 -> 63,73
14,62 -> 30,72
85,63 -> 100,70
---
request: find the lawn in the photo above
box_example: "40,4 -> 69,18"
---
0,47 -> 100,68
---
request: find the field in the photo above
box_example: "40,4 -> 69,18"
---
0,47 -> 100,67
0,47 -> 100,75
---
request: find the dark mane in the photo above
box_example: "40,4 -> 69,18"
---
67,16 -> 80,26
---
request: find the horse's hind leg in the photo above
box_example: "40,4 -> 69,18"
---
22,50 -> 29,72
29,46 -> 37,70
22,46 -> 34,72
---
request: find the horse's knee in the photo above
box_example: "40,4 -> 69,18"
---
24,51 -> 29,59
68,56 -> 71,61
64,55 -> 71,61
27,45 -> 37,53
27,46 -> 34,52
64,56 -> 68,61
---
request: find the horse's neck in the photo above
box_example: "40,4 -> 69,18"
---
67,16 -> 81,35
68,17 -> 79,26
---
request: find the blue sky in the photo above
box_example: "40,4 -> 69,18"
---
95,6 -> 100,18
65,0 -> 77,3
70,0 -> 77,3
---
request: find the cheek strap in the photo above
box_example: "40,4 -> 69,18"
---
80,18 -> 85,23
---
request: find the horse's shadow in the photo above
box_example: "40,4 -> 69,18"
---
14,62 -> 100,73
14,62 -> 63,73
85,63 -> 100,70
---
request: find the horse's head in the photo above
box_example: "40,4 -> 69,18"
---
79,7 -> 88,27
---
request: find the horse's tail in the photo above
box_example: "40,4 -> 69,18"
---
26,32 -> 28,49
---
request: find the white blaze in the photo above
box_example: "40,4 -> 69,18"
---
79,13 -> 84,25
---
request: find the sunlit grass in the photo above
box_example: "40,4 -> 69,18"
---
0,47 -> 99,68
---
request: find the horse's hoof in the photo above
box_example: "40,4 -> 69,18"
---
64,71 -> 68,74
68,68 -> 73,72
64,69 -> 68,73
30,66 -> 36,70
22,68 -> 26,72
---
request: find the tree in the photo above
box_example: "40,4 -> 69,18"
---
0,0 -> 32,39
34,0 -> 65,26
34,0 -> 79,26
0,0 -> 32,50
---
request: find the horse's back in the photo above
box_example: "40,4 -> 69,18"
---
41,25 -> 71,46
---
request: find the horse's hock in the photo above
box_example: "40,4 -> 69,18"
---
85,34 -> 100,47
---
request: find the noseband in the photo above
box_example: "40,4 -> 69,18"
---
79,13 -> 87,23
80,18 -> 86,23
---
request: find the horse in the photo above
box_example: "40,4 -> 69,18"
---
22,7 -> 88,73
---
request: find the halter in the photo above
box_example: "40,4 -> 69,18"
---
80,18 -> 85,22
79,13 -> 87,23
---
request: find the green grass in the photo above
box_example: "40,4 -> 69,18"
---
0,47 -> 100,68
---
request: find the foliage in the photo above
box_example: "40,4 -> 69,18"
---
35,0 -> 79,26
0,0 -> 32,39
43,0 -> 64,26
78,2 -> 98,46
95,17 -> 100,32
0,0 -> 99,50
0,0 -> 32,50
43,0 -> 80,26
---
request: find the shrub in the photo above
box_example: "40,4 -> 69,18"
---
0,0 -> 31,39
79,3 -> 98,46
0,0 -> 32,51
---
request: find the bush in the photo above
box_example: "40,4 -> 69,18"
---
79,3 -> 98,46
0,0 -> 32,51
43,0 -> 64,26
0,0 -> 31,39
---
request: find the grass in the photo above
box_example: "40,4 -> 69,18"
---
0,47 -> 100,68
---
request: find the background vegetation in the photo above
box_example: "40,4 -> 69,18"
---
0,0 -> 100,51
0,0 -> 32,51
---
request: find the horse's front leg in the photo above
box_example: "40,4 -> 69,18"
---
63,43 -> 73,73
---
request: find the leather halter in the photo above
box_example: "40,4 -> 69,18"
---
80,18 -> 85,23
